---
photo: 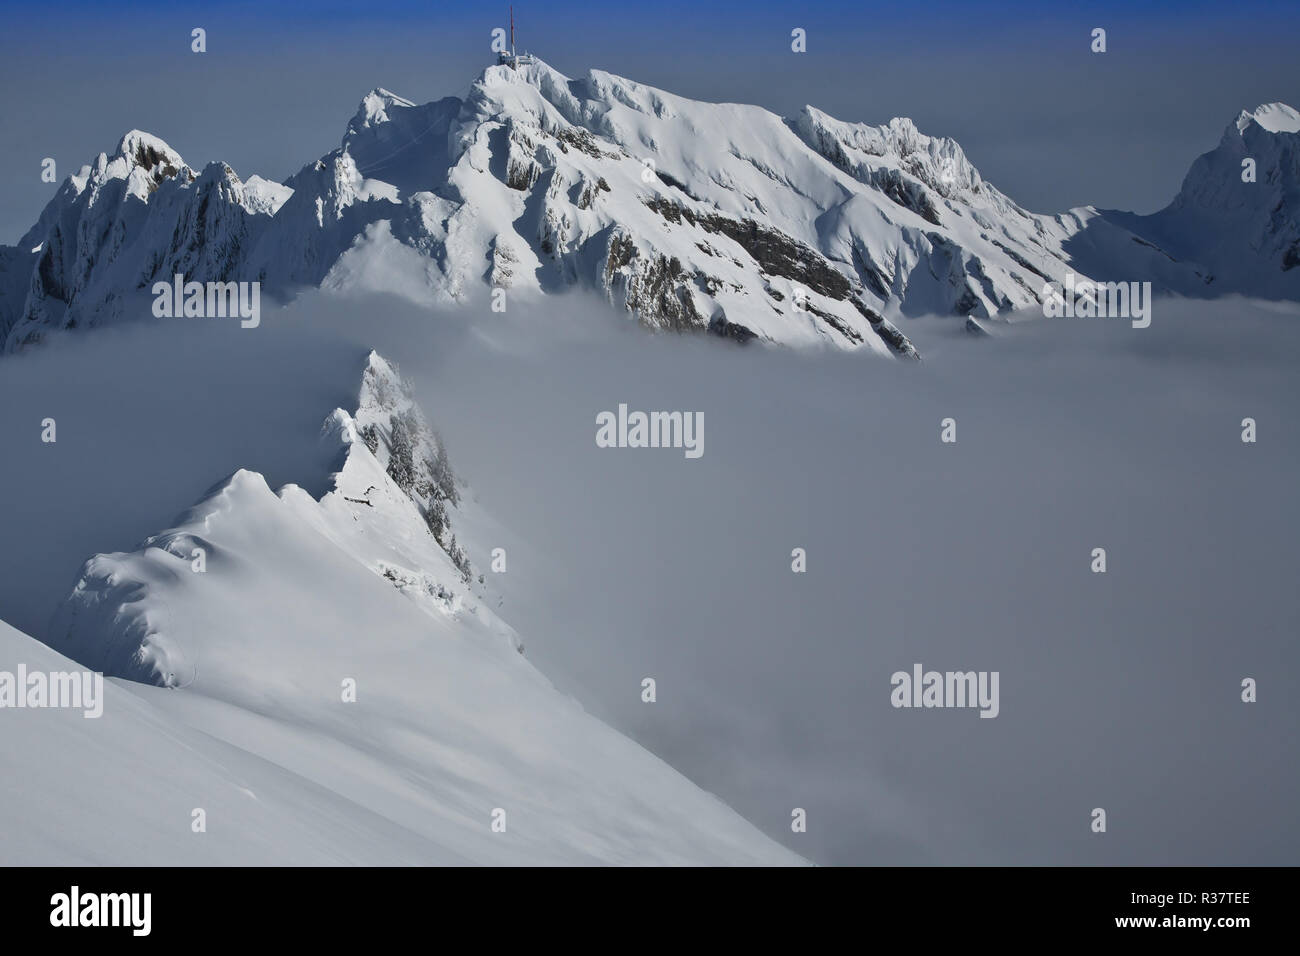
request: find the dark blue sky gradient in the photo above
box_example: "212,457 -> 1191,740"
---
1,0 -> 1297,241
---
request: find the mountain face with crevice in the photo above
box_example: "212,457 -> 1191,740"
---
2,60 -> 1296,355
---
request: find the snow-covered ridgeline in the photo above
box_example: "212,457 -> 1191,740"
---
2,60 -> 1296,355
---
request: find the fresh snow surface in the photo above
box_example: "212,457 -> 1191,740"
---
1237,103 -> 1300,134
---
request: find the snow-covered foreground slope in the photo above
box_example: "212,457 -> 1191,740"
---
3,351 -> 802,865
4,58 -> 1295,355
0,616 -> 440,866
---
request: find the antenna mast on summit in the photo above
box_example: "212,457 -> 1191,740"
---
498,6 -> 532,69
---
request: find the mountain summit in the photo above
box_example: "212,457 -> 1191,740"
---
2,59 -> 1296,354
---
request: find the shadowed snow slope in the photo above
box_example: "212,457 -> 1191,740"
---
1086,103 -> 1300,298
9,351 -> 803,865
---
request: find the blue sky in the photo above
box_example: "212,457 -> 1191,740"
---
1,0 -> 1298,241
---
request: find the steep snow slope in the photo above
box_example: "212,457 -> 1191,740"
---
17,351 -> 802,865
48,350 -> 495,685
0,616 -> 447,865
2,59 -> 1295,354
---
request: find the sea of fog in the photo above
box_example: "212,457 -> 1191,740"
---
1,291 -> 1296,865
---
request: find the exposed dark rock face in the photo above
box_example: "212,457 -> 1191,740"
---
642,197 -> 852,299
864,166 -> 942,225
601,230 -> 707,332
991,239 -> 1051,283
848,299 -> 920,360
853,246 -> 893,299
953,287 -> 982,315
133,142 -> 181,191
708,314 -> 758,343
554,126 -> 605,158
505,125 -> 541,190
635,195 -> 925,354
698,215 -> 854,300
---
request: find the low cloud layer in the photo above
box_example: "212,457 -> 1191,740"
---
1,292 -> 1296,864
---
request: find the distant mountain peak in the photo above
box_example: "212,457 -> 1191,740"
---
349,88 -> 419,134
1234,102 -> 1300,135
113,129 -> 185,173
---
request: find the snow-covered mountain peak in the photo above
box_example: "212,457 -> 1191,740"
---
100,129 -> 195,200
349,87 -> 419,135
241,174 -> 294,215
113,129 -> 186,175
1103,99 -> 1300,294
1234,102 -> 1300,135
356,350 -> 413,419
